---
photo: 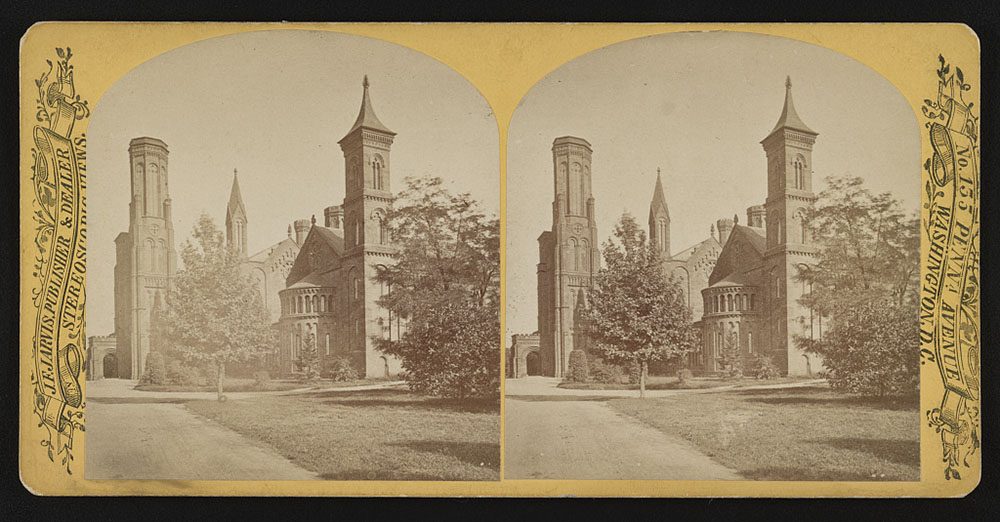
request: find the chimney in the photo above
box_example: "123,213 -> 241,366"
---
293,219 -> 310,246
324,205 -> 344,229
747,205 -> 766,228
716,217 -> 734,246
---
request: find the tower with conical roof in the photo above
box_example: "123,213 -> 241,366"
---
337,75 -> 398,377
648,168 -> 671,258
760,76 -> 820,376
226,168 -> 248,257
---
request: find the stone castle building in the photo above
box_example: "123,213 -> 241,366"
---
113,137 -> 178,379
528,78 -> 823,377
275,76 -> 402,379
86,334 -> 118,380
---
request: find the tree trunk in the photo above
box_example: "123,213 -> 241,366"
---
217,360 -> 225,401
639,360 -> 648,399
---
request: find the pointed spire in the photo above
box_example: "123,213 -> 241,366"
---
227,168 -> 246,220
339,75 -> 395,142
765,75 -> 816,138
649,167 -> 670,221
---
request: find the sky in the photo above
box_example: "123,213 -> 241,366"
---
505,31 -> 921,341
87,30 -> 499,336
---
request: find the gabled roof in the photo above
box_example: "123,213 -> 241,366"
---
227,169 -> 246,219
310,226 -> 345,256
248,237 -> 298,264
648,168 -> 670,221
764,76 -> 817,140
287,267 -> 339,289
339,75 -> 395,143
671,236 -> 720,263
732,224 -> 766,255
284,225 -> 346,288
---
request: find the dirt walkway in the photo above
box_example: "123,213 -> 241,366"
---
504,395 -> 742,480
85,379 -> 342,480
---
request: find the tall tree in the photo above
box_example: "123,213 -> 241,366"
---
160,214 -> 276,400
797,176 -> 920,396
799,176 -> 920,314
294,332 -> 320,381
374,176 -> 500,400
584,213 -> 699,398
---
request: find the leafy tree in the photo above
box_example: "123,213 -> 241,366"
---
374,176 -> 500,400
799,301 -> 919,396
326,356 -> 359,382
718,332 -> 743,380
584,213 -> 699,398
800,176 -> 920,314
749,354 -> 780,380
160,214 -> 277,400
797,176 -> 920,397
294,333 -> 321,381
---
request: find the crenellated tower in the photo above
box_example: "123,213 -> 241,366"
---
114,137 -> 177,379
536,136 -> 600,377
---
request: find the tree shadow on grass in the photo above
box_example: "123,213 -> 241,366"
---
301,388 -> 500,414
740,467 -> 916,482
733,389 -> 919,411
389,440 -> 500,470
814,437 -> 921,468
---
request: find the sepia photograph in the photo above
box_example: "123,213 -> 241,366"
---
82,30 -> 501,481
504,31 -> 923,481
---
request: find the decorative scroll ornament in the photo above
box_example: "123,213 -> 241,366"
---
30,47 -> 89,475
920,55 -> 980,480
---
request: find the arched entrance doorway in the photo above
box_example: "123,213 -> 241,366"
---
379,356 -> 389,379
525,352 -> 540,376
103,353 -> 118,378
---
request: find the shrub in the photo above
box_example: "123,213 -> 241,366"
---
677,367 -> 694,384
800,301 -> 919,397
567,350 -> 589,383
749,354 -> 780,380
588,358 -> 625,384
140,351 -> 166,385
326,357 -> 360,382
627,360 -> 642,385
719,332 -> 743,380
166,359 -> 204,385
253,370 -> 271,390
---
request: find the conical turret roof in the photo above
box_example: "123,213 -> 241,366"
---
339,75 -> 395,143
227,168 -> 246,220
649,168 -> 670,221
765,76 -> 816,139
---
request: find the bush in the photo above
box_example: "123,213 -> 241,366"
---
326,357 -> 359,382
749,354 -> 780,380
253,370 -> 271,390
627,360 -> 642,385
567,350 -> 589,383
719,332 -> 743,380
166,359 -> 204,385
589,358 -> 625,384
800,301 -> 919,397
677,367 -> 694,384
140,351 -> 166,384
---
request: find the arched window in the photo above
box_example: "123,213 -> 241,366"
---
355,217 -> 362,246
158,240 -> 167,272
570,162 -> 583,214
148,164 -> 159,217
748,331 -> 753,354
656,218 -> 668,252
325,333 -> 331,356
143,239 -> 153,271
750,294 -> 756,310
328,295 -> 335,312
305,296 -> 312,313
568,238 -> 578,270
578,239 -> 589,272
727,294 -> 733,311
372,156 -> 384,190
354,277 -> 362,300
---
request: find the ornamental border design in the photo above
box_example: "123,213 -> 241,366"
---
920,55 -> 980,481
28,47 -> 90,475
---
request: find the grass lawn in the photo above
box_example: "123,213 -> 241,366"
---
558,375 -> 812,391
186,388 -> 500,481
607,386 -> 920,481
134,377 -> 378,393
